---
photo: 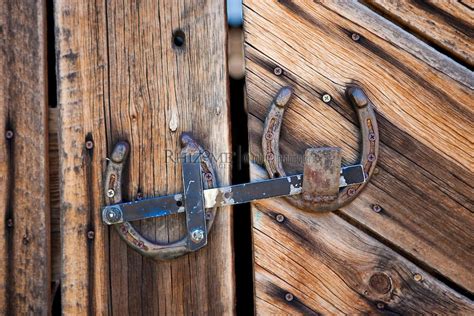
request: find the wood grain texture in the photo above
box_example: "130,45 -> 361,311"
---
366,0 -> 474,66
0,0 -> 50,314
55,0 -> 234,314
243,0 -> 474,312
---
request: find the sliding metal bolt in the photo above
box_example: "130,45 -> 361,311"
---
107,189 -> 115,198
322,94 -> 331,103
190,229 -> 205,243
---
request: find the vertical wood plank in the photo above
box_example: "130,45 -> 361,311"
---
55,0 -> 235,314
0,0 -> 50,314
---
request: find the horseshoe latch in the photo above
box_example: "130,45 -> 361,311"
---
102,85 -> 378,259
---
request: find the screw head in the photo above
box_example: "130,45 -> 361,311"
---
107,189 -> 115,198
190,229 -> 205,243
87,231 -> 95,239
276,214 -> 285,223
368,133 -> 376,141
376,302 -> 385,310
322,94 -> 331,103
368,153 -> 376,162
104,207 -> 122,224
85,140 -> 94,149
273,67 -> 283,76
413,273 -> 423,282
5,130 -> 13,139
372,204 -> 382,213
284,293 -> 294,302
351,33 -> 360,41
347,188 -> 356,196
6,218 -> 13,227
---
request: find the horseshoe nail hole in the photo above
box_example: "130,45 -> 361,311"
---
172,29 -> 185,48
176,200 -> 183,207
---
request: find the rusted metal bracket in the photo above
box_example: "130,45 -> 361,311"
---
102,85 -> 378,259
262,85 -> 379,211
103,133 -> 217,260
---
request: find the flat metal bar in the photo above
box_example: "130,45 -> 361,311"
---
102,164 -> 365,224
182,155 -> 207,250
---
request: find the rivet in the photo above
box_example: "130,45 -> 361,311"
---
322,94 -> 332,103
284,293 -> 294,302
372,204 -> 382,213
273,67 -> 283,76
85,140 -> 94,149
107,189 -> 115,198
6,218 -> 13,228
413,273 -> 423,282
376,302 -> 385,310
276,214 -> 285,223
351,33 -> 360,41
5,130 -> 14,139
87,231 -> 95,239
190,229 -> 205,243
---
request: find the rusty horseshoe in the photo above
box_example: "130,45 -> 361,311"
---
103,133 -> 218,260
262,85 -> 379,212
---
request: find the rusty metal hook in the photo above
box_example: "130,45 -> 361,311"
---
103,134 -> 218,260
262,85 -> 379,211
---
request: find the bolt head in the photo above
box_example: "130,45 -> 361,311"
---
284,293 -> 294,301
104,207 -> 122,224
273,67 -> 283,76
107,189 -> 115,198
190,229 -> 205,243
322,94 -> 331,103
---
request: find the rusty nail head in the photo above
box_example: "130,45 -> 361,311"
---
347,188 -> 356,196
274,67 -> 283,76
322,94 -> 331,103
372,204 -> 382,213
85,140 -> 94,149
276,214 -> 285,223
107,189 -> 115,198
352,33 -> 360,41
5,130 -> 13,139
22,235 -> 29,245
369,272 -> 392,294
374,167 -> 380,175
6,218 -> 13,227
413,273 -> 422,282
285,293 -> 294,302
87,231 -> 95,239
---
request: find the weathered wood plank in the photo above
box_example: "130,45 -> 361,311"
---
0,0 -> 50,314
55,0 -> 234,314
251,188 -> 474,315
366,0 -> 474,66
243,0 -> 474,310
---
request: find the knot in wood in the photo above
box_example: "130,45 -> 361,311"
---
369,272 -> 392,294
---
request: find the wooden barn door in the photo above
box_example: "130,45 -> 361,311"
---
243,0 -> 473,314
54,0 -> 234,314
